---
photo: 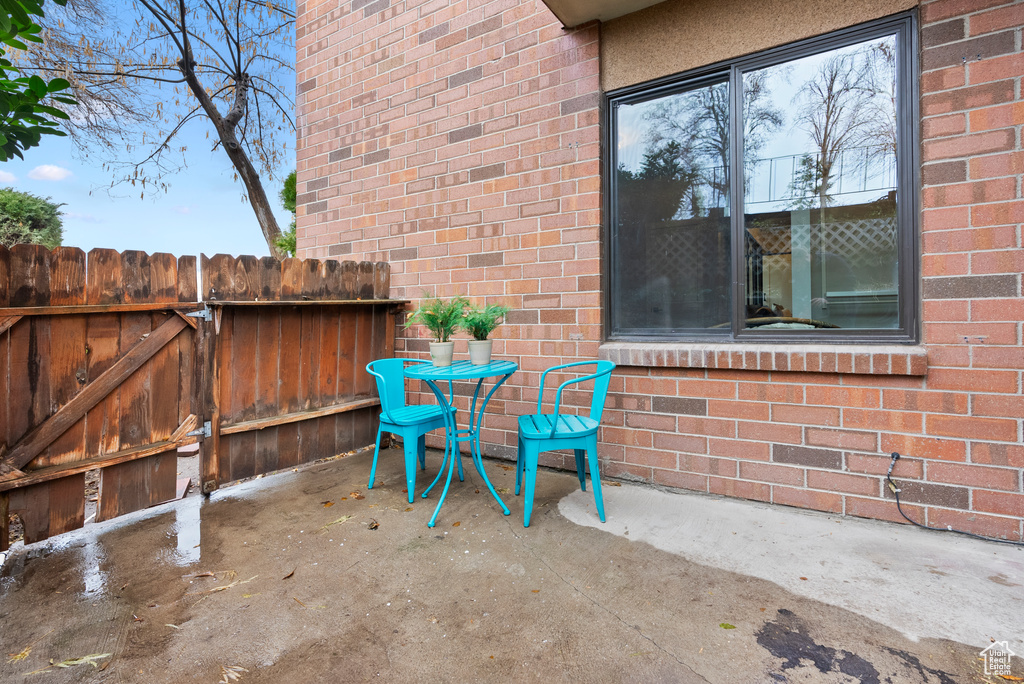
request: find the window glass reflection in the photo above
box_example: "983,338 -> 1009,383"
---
614,80 -> 731,332
742,36 -> 899,330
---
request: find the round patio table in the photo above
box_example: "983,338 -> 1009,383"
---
404,359 -> 517,527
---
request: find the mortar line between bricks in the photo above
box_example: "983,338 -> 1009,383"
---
503,517 -> 711,682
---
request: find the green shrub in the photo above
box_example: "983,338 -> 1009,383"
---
0,187 -> 63,248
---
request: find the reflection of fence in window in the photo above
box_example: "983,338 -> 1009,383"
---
646,215 -> 731,328
746,216 -> 898,327
745,145 -> 896,208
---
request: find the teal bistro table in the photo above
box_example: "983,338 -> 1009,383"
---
404,359 -> 517,527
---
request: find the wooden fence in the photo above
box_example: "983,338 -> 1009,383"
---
0,245 -> 397,550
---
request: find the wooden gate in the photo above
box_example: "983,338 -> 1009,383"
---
0,246 -> 397,551
195,254 -> 394,494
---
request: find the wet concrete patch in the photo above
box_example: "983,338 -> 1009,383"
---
756,609 -> 880,683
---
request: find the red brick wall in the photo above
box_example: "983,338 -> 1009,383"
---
297,0 -> 1024,541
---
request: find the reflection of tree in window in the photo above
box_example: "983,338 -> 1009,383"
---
745,37 -> 900,330
788,39 -> 897,213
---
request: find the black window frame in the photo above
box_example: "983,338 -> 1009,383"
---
604,12 -> 919,344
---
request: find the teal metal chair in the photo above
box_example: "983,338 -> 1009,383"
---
366,358 -> 458,503
515,360 -> 615,527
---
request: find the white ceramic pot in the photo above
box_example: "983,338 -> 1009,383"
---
468,339 -> 492,365
429,341 -> 455,367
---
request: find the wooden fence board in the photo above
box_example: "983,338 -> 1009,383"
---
341,261 -> 358,299
84,313 -> 121,457
50,247 -> 86,306
178,312 -> 195,428
301,259 -> 326,300
115,314 -> 152,450
0,244 -> 9,306
259,256 -> 281,301
297,305 -> 321,462
40,314 -> 87,468
0,493 -> 7,550
209,253 -> 236,301
357,261 -> 374,300
97,451 -> 175,522
10,244 -> 51,307
150,313 -> 181,442
281,258 -> 302,300
41,248 -> 88,468
214,307 -> 233,484
323,260 -> 342,300
276,305 -> 302,469
86,248 -> 124,305
317,308 -> 340,458
150,253 -> 178,304
373,261 -> 390,299
177,255 -> 197,303
0,318 -> 8,448
255,307 -> 281,476
354,307 -> 374,397
8,473 -> 85,544
227,309 -> 258,481
121,251 -> 151,304
255,308 -> 279,419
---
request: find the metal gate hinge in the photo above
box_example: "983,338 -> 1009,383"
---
186,307 -> 213,321
186,421 -> 212,439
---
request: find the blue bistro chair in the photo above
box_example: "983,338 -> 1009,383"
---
366,358 -> 457,503
515,360 -> 615,527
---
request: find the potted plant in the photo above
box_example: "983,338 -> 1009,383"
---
460,302 -> 512,365
405,295 -> 468,367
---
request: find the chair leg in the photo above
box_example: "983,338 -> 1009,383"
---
417,434 -> 427,471
586,441 -> 606,523
515,434 -> 524,496
574,449 -> 586,492
402,435 -> 419,504
368,426 -> 384,489
522,443 -> 539,528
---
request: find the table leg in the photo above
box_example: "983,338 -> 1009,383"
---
467,373 -> 513,516
419,373 -> 512,526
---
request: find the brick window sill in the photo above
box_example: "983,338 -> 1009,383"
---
598,342 -> 928,376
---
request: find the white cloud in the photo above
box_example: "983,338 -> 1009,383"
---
63,212 -> 102,224
174,206 -> 192,215
0,170 -> 16,183
28,164 -> 72,181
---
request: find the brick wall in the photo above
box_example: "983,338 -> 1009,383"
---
297,0 -> 1024,541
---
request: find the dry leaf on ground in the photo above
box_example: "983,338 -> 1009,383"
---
319,515 -> 353,532
24,652 -> 112,675
219,664 -> 248,682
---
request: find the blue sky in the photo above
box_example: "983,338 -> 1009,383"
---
0,112 -> 293,259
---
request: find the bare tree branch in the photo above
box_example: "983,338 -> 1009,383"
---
10,0 -> 295,257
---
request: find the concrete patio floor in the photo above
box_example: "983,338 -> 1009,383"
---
1,446 -> 1021,683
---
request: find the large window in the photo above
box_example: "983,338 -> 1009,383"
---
608,15 -> 916,341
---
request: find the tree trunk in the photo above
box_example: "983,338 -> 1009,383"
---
178,58 -> 285,260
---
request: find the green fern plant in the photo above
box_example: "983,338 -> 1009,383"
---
460,303 -> 511,341
405,295 -> 468,342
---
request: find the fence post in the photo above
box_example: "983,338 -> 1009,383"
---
198,311 -> 221,495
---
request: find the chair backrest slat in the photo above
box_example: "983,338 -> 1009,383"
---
537,360 -> 616,438
366,358 -> 422,423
